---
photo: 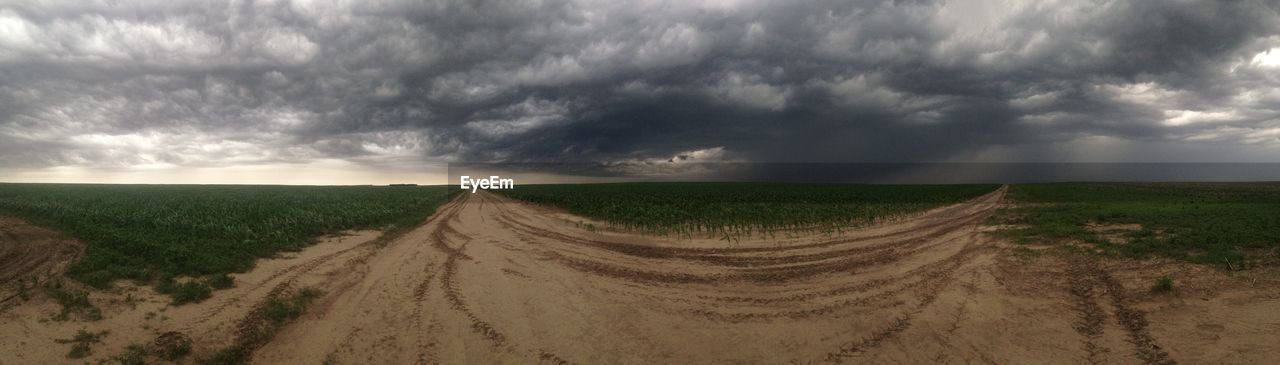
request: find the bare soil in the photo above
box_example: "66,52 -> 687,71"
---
2,186 -> 1278,364
0,217 -> 83,312
0,226 -> 384,364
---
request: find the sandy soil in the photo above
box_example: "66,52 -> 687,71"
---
0,217 -> 83,312
256,186 -> 1280,364
0,225 -> 385,364
3,186 -> 1279,364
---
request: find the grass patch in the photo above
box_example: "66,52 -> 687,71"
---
16,277 -> 32,301
156,279 -> 212,305
200,287 -> 323,365
55,329 -> 108,359
110,344 -> 148,365
497,182 -> 997,235
154,331 -> 194,361
44,280 -> 101,321
207,273 -> 236,289
105,333 -> 191,364
265,287 -> 322,325
993,182 -> 1280,266
0,184 -> 456,302
1151,276 -> 1174,293
1010,245 -> 1039,260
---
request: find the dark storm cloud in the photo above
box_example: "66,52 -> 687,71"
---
2,0 -> 1279,172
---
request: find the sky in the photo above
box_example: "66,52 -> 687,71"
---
1,0 -> 1279,184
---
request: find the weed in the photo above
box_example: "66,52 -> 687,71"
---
54,329 -> 108,359
110,344 -> 147,365
16,278 -> 30,301
154,331 -> 193,360
1151,276 -> 1174,293
207,273 -> 235,289
122,292 -> 138,309
265,288 -> 322,325
201,349 -> 238,365
156,278 -> 212,305
200,287 -> 323,365
1011,246 -> 1038,260
45,282 -> 101,321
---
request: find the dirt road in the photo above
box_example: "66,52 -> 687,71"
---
256,188 -> 1022,363
250,186 -> 1278,364
3,186 -> 1278,364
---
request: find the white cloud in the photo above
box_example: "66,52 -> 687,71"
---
1101,82 -> 1184,107
0,10 -> 42,58
1162,110 -> 1241,127
0,10 -> 225,65
742,22 -> 766,48
258,29 -> 319,64
822,73 -> 904,109
515,55 -> 590,85
708,72 -> 790,110
1009,91 -> 1061,109
464,98 -> 571,138
1018,111 -> 1078,125
633,23 -> 708,69
602,147 -> 734,176
1251,47 -> 1280,67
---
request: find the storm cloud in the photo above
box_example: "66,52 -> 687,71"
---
2,0 -> 1280,182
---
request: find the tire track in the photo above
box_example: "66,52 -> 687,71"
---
494,186 -> 1006,257
446,188 -> 1003,362
428,195 -> 507,347
247,185 -> 1011,363
411,262 -> 440,365
1067,259 -> 1111,365
190,241 -> 374,325
816,237 -> 978,363
215,194 -> 467,364
1096,268 -> 1176,365
689,243 -> 981,322
486,190 -> 1000,287
1068,258 -> 1176,365
487,189 -> 1003,265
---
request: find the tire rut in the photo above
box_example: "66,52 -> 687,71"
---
244,185 -> 1013,363
1067,257 -> 1176,365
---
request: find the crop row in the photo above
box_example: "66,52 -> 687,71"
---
495,182 -> 999,236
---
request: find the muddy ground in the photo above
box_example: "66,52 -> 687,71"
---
1,187 -> 1278,364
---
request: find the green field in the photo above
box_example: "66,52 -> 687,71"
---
496,182 -> 999,235
994,182 -> 1280,266
0,184 -> 455,301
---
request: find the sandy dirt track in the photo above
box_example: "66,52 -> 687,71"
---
3,186 -> 1279,364
253,187 -> 1280,364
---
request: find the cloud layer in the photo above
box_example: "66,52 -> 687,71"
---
2,0 -> 1280,179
